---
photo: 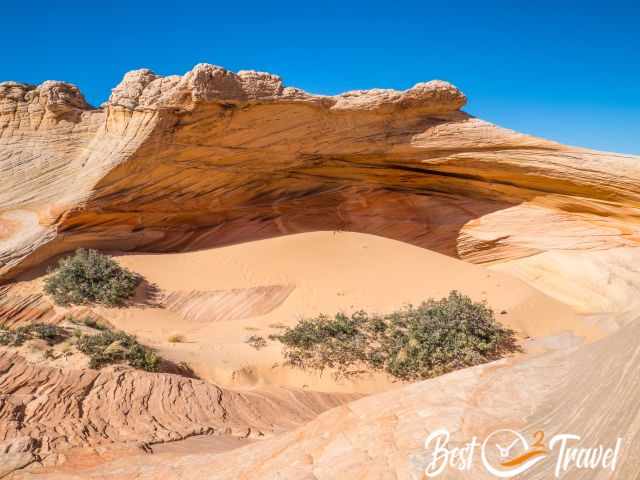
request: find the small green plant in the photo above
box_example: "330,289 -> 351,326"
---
44,249 -> 139,306
0,329 -> 27,346
0,321 -> 160,373
168,334 -> 186,343
274,291 -> 520,381
246,335 -> 268,350
25,323 -> 66,343
76,329 -> 159,371
82,317 -> 108,330
268,323 -> 287,329
65,314 -> 109,331
0,323 -> 67,347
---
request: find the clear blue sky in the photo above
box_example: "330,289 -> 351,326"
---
2,1 -> 638,154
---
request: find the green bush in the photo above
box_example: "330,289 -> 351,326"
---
0,329 -> 27,347
64,314 -> 109,331
0,321 -> 159,373
0,323 -> 67,347
246,335 -> 268,350
44,249 -> 139,307
76,329 -> 159,371
24,323 -> 67,343
274,291 -> 520,381
82,317 -> 108,331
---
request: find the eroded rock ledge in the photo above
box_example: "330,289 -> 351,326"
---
105,64 -> 467,113
0,350 -> 355,472
1,64 -> 639,282
1,64 -> 466,115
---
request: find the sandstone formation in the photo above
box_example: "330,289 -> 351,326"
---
2,64 -> 639,283
0,285 -> 54,328
19,310 -> 639,480
0,350 -> 356,474
1,64 -> 640,479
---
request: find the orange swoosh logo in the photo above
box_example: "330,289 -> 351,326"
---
500,449 -> 547,468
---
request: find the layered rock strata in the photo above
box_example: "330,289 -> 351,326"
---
2,64 -> 639,282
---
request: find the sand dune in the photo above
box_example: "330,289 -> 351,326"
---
84,231 -> 600,393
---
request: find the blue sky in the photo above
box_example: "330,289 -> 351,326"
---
2,1 -> 638,154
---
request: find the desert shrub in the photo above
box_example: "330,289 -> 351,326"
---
76,329 -> 159,371
126,344 -> 160,371
246,335 -> 268,350
22,323 -> 67,344
274,291 -> 520,381
44,249 -> 139,306
0,323 -> 67,347
65,314 -> 109,331
168,334 -> 185,343
82,317 -> 108,330
275,311 -> 371,371
0,329 -> 27,346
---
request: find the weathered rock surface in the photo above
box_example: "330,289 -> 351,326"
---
2,64 -> 640,479
0,350 -> 356,474
2,64 -> 639,282
0,285 -> 54,328
14,310 -> 640,479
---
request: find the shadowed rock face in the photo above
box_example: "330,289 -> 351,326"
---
2,64 -> 639,282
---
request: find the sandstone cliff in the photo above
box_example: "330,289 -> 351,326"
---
2,64 -> 639,283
